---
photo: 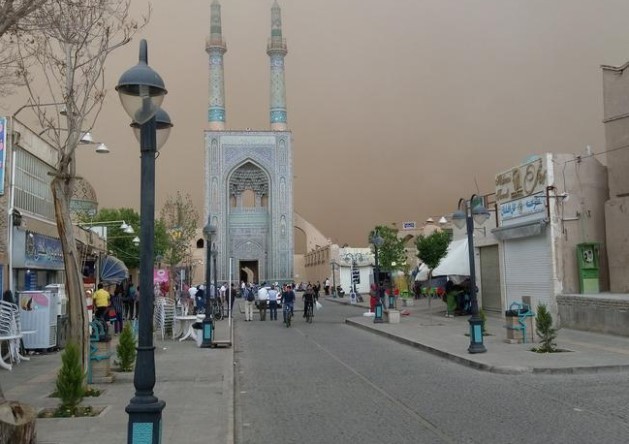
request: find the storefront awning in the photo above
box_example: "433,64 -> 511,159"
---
100,255 -> 129,284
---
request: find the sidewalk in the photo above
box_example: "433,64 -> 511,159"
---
1,318 -> 234,444
330,295 -> 629,374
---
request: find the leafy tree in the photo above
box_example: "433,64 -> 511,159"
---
368,225 -> 406,272
368,226 -> 406,299
86,208 -> 168,271
415,230 -> 451,281
9,0 -> 149,375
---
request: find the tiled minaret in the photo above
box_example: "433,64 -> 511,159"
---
206,0 -> 227,130
267,1 -> 288,131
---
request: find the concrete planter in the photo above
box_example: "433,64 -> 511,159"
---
401,298 -> 414,307
385,310 -> 400,324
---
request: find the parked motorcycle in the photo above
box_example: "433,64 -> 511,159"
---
336,285 -> 345,297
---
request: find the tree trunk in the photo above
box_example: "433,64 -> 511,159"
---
51,177 -> 88,375
0,400 -> 37,444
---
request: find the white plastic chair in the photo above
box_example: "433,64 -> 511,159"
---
154,297 -> 176,340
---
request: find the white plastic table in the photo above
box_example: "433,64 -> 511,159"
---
176,315 -> 200,341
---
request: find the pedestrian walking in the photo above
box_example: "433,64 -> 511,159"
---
93,283 -> 111,321
258,284 -> 269,321
268,284 -> 279,320
111,285 -> 124,334
195,285 -> 206,314
244,284 -> 255,321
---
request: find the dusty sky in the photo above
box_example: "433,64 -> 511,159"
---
23,1 -> 629,245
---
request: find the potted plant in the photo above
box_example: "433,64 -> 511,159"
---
400,290 -> 414,307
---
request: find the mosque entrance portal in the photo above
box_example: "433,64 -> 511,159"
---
240,260 -> 259,284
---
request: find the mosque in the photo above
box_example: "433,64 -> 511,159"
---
202,1 -> 330,285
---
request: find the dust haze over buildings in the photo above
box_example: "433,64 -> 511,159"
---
24,0 -> 629,246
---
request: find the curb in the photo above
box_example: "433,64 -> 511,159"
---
344,318 -> 629,375
344,318 -> 529,375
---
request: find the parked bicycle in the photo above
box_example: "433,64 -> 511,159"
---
209,298 -> 224,321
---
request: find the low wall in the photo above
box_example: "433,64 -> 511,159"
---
557,294 -> 629,336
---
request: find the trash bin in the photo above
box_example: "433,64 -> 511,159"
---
192,314 -> 212,348
504,302 -> 535,344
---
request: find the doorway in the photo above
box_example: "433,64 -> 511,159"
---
240,260 -> 259,284
480,245 -> 501,313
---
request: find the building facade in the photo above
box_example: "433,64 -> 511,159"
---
0,117 -> 106,294
204,1 -> 294,285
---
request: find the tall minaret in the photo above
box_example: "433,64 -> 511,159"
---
267,1 -> 288,131
206,0 -> 227,130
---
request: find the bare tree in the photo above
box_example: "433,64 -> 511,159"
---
0,0 -> 48,96
13,0 -> 150,374
160,192 -> 200,295
0,0 -> 47,37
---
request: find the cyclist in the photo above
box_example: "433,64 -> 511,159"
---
281,284 -> 296,324
302,284 -> 315,320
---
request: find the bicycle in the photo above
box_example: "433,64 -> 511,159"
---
210,298 -> 224,321
283,303 -> 293,328
305,302 -> 314,324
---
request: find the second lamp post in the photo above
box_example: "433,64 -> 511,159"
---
452,194 -> 489,354
371,230 -> 384,323
202,217 -> 216,347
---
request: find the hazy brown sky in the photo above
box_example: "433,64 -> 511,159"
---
30,1 -> 629,245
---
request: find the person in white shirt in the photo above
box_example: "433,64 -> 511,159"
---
220,284 -> 227,304
257,285 -> 269,321
267,285 -> 279,321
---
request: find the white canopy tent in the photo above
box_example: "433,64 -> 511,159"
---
432,238 -> 470,277
414,263 -> 430,282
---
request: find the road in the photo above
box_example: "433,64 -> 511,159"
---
234,301 -> 629,444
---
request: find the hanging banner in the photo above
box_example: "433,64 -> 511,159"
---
154,268 -> 169,283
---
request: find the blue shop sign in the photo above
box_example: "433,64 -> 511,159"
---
499,192 -> 545,222
24,231 -> 64,269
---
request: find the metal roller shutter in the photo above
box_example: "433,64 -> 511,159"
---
503,232 -> 553,308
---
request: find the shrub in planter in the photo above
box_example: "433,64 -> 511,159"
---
533,303 -> 558,353
479,309 -> 487,335
55,342 -> 84,414
117,321 -> 136,372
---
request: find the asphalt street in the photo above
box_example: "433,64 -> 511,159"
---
234,301 -> 629,444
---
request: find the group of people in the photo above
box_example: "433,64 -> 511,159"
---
91,281 -> 138,334
241,281 -> 320,323
185,282 -> 238,316
242,282 -> 284,322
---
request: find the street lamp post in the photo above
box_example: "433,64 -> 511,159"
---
201,217 -> 216,347
116,39 -> 172,444
389,262 -> 397,309
371,230 -> 384,323
452,194 -> 490,354
212,243 -> 219,304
